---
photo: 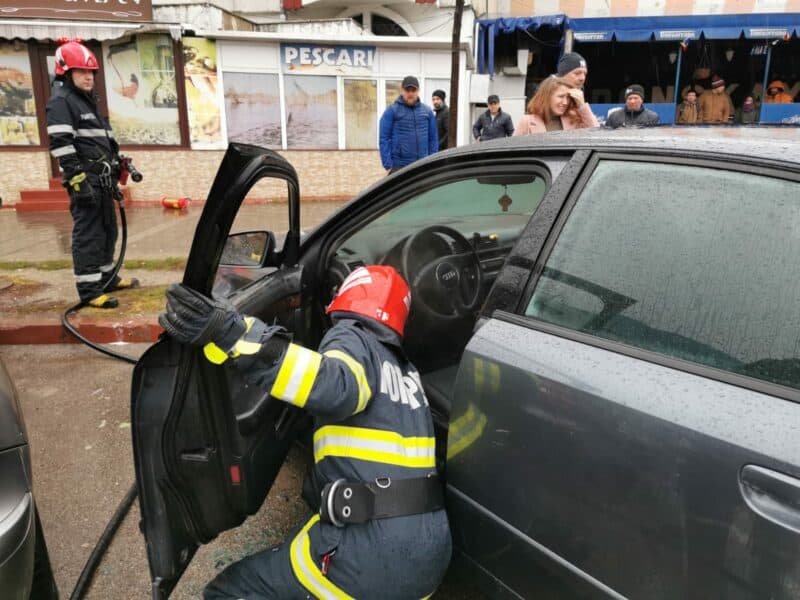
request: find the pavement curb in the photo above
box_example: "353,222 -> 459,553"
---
0,316 -> 162,345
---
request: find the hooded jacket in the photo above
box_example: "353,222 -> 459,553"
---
605,104 -> 660,129
676,100 -> 701,124
765,81 -> 794,104
699,89 -> 732,123
379,96 -> 438,170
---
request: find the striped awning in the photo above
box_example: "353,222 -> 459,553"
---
0,20 -> 181,42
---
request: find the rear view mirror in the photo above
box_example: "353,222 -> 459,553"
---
220,231 -> 276,267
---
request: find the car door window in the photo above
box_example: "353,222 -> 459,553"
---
525,159 -> 800,391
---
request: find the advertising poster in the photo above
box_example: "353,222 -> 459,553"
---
0,42 -> 39,145
224,72 -> 282,148
385,79 -> 402,108
104,35 -> 180,145
344,79 -> 377,149
183,37 -> 224,148
284,75 -> 338,149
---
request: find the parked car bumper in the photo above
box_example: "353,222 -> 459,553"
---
0,446 -> 35,598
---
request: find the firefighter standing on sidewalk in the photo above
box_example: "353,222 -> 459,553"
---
46,39 -> 138,308
159,265 -> 452,599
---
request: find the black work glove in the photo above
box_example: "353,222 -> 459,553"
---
66,172 -> 96,204
159,283 -> 246,351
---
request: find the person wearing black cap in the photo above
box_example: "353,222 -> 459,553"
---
379,75 -> 438,173
556,51 -> 594,117
472,94 -> 514,141
605,84 -> 660,129
431,89 -> 449,151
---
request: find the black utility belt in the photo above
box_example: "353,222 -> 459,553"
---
319,475 -> 444,527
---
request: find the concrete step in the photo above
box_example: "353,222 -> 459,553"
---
17,188 -> 131,212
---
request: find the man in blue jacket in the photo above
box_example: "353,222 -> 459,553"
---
379,76 -> 438,174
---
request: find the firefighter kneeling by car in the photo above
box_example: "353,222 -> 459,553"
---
160,265 -> 452,599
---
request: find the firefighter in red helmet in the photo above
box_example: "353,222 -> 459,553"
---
46,39 -> 139,308
160,265 -> 451,599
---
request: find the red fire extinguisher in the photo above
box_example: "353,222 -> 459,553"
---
161,196 -> 190,210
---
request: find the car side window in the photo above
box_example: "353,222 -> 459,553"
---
524,159 -> 800,391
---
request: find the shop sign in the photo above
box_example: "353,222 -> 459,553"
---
0,0 -> 153,23
656,30 -> 699,41
747,27 -> 790,39
281,44 -> 376,75
573,32 -> 611,42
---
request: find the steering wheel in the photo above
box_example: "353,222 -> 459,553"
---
400,225 -> 483,321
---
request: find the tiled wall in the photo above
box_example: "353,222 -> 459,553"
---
1,149 -> 387,204
0,151 -> 50,206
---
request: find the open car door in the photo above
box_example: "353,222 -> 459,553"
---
131,144 -> 307,598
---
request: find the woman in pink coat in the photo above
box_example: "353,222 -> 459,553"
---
514,76 -> 598,135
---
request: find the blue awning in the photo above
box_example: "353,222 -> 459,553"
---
477,15 -> 567,76
570,13 -> 800,43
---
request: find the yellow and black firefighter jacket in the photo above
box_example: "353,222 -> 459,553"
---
205,314 -> 452,599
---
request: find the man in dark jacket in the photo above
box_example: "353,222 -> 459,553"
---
159,265 -> 452,599
432,89 -> 449,151
379,76 -> 438,173
46,39 -> 138,308
472,95 -> 514,141
605,84 -> 660,129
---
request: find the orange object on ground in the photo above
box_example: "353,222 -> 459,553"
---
161,196 -> 191,209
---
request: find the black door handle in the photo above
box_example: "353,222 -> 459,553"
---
739,465 -> 800,534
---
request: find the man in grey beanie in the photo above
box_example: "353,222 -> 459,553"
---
556,51 -> 595,121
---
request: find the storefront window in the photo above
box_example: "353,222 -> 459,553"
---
344,79 -> 377,149
0,41 -> 40,146
183,37 -> 224,148
103,34 -> 181,145
223,72 -> 282,148
385,79 -> 402,107
284,75 -> 338,149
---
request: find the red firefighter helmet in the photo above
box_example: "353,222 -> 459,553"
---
326,266 -> 411,337
54,39 -> 99,77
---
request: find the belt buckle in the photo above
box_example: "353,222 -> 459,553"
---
322,478 -> 346,528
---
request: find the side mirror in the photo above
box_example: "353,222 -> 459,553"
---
220,231 -> 277,268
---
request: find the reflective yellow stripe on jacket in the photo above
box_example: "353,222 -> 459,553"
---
323,349 -> 372,414
314,425 -> 436,469
290,515 -> 354,600
271,343 -> 323,407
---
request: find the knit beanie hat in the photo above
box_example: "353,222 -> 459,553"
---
625,84 -> 645,100
711,75 -> 726,89
432,89 -> 446,101
557,52 -> 587,76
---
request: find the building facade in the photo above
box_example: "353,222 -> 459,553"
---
0,0 -> 477,207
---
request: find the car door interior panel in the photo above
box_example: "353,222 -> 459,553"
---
132,145 -> 305,597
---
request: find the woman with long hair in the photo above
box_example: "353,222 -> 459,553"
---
514,76 -> 598,135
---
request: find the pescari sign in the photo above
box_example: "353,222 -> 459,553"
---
281,44 -> 376,75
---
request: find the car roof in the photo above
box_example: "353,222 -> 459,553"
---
446,126 -> 800,167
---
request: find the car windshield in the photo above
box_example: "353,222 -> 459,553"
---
338,177 -> 547,261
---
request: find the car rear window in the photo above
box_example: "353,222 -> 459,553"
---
525,159 -> 800,391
